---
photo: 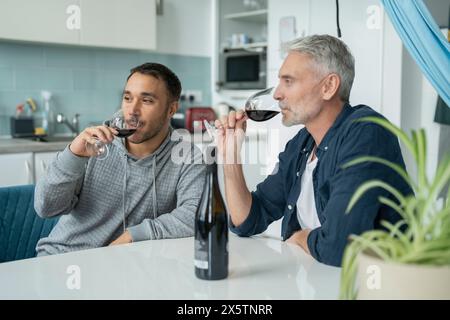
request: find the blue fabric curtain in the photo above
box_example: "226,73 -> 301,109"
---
381,0 -> 450,106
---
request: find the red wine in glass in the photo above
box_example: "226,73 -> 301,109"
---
86,110 -> 139,159
244,87 -> 280,122
245,110 -> 280,122
203,87 -> 280,141
115,128 -> 137,138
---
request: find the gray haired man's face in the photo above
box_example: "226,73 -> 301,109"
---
273,52 -> 328,127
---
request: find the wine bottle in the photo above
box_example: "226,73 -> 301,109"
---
194,147 -> 228,280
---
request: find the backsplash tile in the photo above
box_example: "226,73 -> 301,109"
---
0,67 -> 14,91
0,42 -> 45,67
45,46 -> 96,69
15,67 -> 74,91
0,40 -> 211,136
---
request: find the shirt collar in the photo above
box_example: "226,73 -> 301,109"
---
302,103 -> 353,157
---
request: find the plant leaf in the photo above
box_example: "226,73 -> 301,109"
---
346,180 -> 407,214
342,156 -> 415,190
424,153 -> 450,218
379,219 -> 411,248
412,129 -> 428,190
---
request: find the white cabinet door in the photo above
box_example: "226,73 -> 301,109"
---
0,0 -> 80,45
34,152 -> 58,184
80,0 -> 156,50
0,153 -> 34,187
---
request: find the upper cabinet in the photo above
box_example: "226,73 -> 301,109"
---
79,0 -> 156,50
0,0 -> 80,45
0,0 -> 156,50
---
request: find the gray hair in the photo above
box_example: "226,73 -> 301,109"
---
285,34 -> 355,103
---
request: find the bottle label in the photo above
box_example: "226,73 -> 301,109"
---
194,259 -> 209,269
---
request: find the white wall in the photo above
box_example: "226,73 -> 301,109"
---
401,43 -> 444,182
262,0 -> 405,174
267,0 -> 401,117
156,0 -> 212,57
380,8 -> 403,126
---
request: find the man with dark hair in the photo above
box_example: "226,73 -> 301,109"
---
35,63 -> 206,255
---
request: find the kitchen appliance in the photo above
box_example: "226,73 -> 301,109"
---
10,117 -> 35,138
186,107 -> 216,133
171,107 -> 216,133
218,47 -> 267,90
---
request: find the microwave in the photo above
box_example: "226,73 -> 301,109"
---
218,48 -> 267,90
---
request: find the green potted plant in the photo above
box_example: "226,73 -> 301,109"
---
340,117 -> 450,300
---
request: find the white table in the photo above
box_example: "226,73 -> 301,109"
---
0,234 -> 341,299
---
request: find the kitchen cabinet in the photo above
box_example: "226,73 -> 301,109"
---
214,0 -> 268,94
0,151 -> 58,187
218,0 -> 268,51
79,0 -> 156,50
0,0 -> 79,45
34,152 -> 58,184
0,153 -> 34,187
0,0 -> 156,50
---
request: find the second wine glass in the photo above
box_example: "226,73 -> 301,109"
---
244,87 -> 280,122
204,87 -> 280,142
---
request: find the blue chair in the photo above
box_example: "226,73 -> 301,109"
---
0,185 -> 58,263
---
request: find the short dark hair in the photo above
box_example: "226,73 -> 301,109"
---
127,62 -> 182,102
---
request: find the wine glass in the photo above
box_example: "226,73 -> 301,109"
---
86,109 -> 139,160
204,87 -> 280,141
244,87 -> 280,122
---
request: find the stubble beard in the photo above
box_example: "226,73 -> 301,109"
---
128,110 -> 169,144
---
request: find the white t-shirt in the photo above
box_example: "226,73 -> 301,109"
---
296,151 -> 321,230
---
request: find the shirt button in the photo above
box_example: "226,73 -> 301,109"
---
296,171 -> 300,177
324,146 -> 328,151
288,205 -> 293,210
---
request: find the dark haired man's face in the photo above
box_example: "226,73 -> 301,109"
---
121,72 -> 176,144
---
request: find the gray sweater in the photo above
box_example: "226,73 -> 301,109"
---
35,130 -> 206,256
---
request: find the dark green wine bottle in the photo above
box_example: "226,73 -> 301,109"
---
194,148 -> 228,280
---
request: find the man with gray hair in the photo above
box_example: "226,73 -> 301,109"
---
215,34 -> 412,267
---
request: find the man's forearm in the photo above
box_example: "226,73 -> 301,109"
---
223,164 -> 252,227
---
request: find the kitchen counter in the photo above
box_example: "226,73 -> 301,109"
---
0,234 -> 341,299
0,127 -> 266,155
0,137 -> 72,154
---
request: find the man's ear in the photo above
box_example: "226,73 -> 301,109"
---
168,101 -> 179,118
322,74 -> 340,101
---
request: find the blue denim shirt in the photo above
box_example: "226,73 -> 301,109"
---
230,104 -> 412,267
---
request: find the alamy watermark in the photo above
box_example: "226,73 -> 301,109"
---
366,5 -> 382,30
170,127 -> 282,175
66,4 -> 81,30
66,264 -> 81,290
366,264 -> 381,290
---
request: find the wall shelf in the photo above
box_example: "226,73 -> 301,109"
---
223,41 -> 267,51
224,9 -> 268,23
